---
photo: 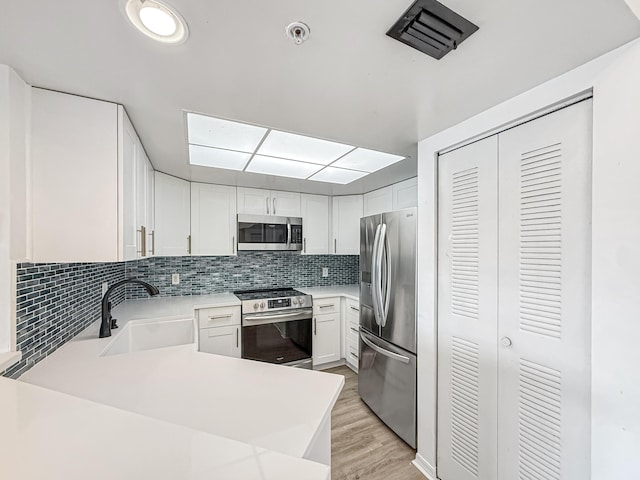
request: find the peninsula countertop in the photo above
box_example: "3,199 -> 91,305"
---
19,292 -> 344,463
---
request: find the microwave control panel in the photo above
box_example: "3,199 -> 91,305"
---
290,225 -> 303,244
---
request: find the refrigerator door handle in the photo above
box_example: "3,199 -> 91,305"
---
374,223 -> 387,327
380,223 -> 391,327
371,224 -> 382,326
360,330 -> 410,364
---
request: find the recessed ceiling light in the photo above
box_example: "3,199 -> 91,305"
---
188,145 -> 252,171
257,130 -> 354,165
308,167 -> 368,184
245,155 -> 324,179
187,113 -> 267,152
125,0 -> 189,44
332,148 -> 404,172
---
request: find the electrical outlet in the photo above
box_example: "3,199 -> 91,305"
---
101,282 -> 108,296
172,273 -> 180,285
322,267 -> 329,278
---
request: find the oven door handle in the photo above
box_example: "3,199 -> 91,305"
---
243,309 -> 312,321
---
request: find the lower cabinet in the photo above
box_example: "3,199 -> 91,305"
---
197,305 -> 241,358
312,297 -> 341,367
344,298 -> 360,372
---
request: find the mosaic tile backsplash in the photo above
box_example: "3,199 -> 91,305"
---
125,253 -> 359,298
3,252 -> 358,378
3,262 -> 126,379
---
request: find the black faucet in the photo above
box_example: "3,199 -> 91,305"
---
99,278 -> 160,338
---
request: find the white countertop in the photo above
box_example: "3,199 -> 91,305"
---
298,285 -> 359,301
0,377 -> 329,480
20,293 -> 344,461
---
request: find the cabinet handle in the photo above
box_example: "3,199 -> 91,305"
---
187,235 -> 192,255
273,197 -> 276,215
350,352 -> 359,359
350,327 -> 359,333
150,230 -> 155,256
314,318 -> 317,335
236,327 -> 239,348
266,197 -> 270,215
137,225 -> 147,257
303,238 -> 306,253
319,304 -> 334,309
208,314 -> 233,320
334,238 -> 337,253
232,235 -> 235,254
349,306 -> 359,312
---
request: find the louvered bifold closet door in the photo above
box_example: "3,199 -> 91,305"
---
437,136 -> 499,480
497,100 -> 592,480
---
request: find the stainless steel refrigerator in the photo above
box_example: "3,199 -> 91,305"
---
359,207 -> 417,448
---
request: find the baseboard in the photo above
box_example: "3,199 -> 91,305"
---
412,453 -> 437,480
313,358 -> 345,371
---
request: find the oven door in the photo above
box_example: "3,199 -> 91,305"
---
242,309 -> 312,366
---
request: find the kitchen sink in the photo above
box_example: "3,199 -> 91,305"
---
101,317 -> 195,356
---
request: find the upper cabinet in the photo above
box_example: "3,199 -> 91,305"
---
300,194 -> 330,254
392,177 -> 417,210
191,183 -> 237,256
363,185 -> 393,216
30,88 -> 155,263
155,172 -> 190,257
31,89 -> 120,262
331,195 -> 363,255
237,187 -> 301,217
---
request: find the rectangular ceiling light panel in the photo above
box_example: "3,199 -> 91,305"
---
245,155 -> 324,179
331,148 -> 404,172
309,167 -> 368,184
257,130 -> 355,165
187,113 -> 267,152
189,144 -> 252,170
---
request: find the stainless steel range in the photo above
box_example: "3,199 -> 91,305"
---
234,288 -> 313,369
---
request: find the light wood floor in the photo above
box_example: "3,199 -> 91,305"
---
328,365 -> 424,480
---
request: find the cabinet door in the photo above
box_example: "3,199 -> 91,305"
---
300,194 -> 329,254
363,186 -> 392,216
191,183 -> 237,256
237,187 -> 269,215
271,190 -> 301,217
497,100 -> 592,480
331,195 -> 363,255
31,88 -> 119,262
392,177 -> 417,210
199,326 -> 241,358
121,112 -> 138,261
313,312 -> 341,366
437,135 -> 499,480
145,156 -> 155,256
154,172 -> 191,256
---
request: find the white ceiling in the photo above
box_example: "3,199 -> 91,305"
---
1,0 -> 639,194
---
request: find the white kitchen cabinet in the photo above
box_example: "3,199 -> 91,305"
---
344,298 -> 360,372
363,186 -> 392,216
331,195 -> 363,255
300,194 -> 330,254
312,297 -> 341,367
122,111 -> 155,260
30,88 -> 120,262
191,183 -> 237,256
237,187 -> 301,217
391,177 -> 417,210
145,155 -> 156,256
155,172 -> 191,256
197,305 -> 241,358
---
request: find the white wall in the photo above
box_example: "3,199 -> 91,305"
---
415,38 -> 640,479
0,65 -> 29,359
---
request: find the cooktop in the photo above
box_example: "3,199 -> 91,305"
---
233,288 -> 305,301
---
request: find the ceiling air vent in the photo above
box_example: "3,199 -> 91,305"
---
386,0 -> 478,60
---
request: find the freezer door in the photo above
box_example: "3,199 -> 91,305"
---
358,329 -> 417,448
379,208 -> 417,353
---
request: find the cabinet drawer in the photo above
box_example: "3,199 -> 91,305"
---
313,297 -> 340,315
348,323 -> 360,345
347,344 -> 359,369
346,300 -> 360,326
197,306 -> 240,329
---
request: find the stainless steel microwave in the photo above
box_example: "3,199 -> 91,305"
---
237,214 -> 303,251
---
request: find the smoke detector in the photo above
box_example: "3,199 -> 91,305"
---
286,22 -> 310,45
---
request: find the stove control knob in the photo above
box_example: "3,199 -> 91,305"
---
253,303 -> 259,310
292,298 -> 299,305
298,297 -> 305,306
260,302 -> 265,309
